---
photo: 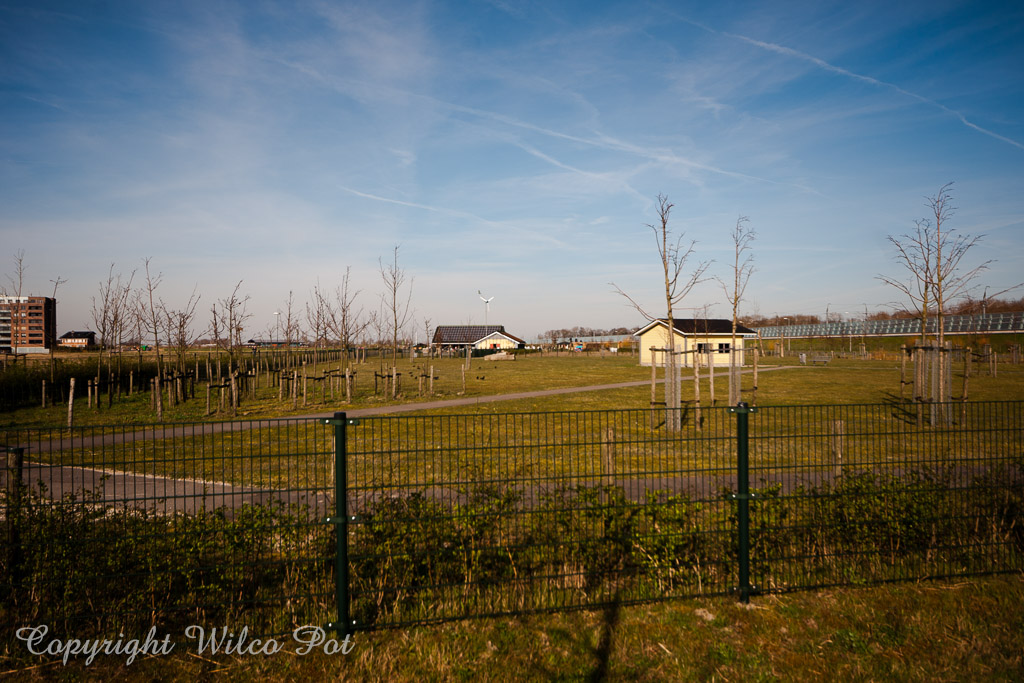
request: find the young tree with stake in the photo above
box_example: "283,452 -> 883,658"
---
716,216 -> 755,406
612,194 -> 710,431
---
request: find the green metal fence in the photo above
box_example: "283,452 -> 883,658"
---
2,418 -> 337,639
2,401 -> 1022,641
337,401 -> 1023,630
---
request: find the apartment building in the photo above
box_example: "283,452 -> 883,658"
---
0,295 -> 57,353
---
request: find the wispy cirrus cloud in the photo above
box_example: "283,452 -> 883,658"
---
722,31 -> 1024,153
337,185 -> 496,225
668,7 -> 1024,153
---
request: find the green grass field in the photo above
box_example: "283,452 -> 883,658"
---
4,354 -> 1022,489
5,351 -> 1024,428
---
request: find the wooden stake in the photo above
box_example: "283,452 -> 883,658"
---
708,351 -> 715,406
752,349 -> 759,405
693,352 -> 702,432
602,427 -> 616,496
831,420 -> 844,477
67,377 -> 75,428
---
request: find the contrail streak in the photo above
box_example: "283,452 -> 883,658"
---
724,32 -> 1024,152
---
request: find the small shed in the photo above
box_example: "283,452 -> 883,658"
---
634,318 -> 755,367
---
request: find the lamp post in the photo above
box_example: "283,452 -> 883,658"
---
273,311 -> 281,346
782,317 -> 791,355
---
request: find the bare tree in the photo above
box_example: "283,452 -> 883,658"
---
4,250 -> 27,354
879,183 -> 995,419
281,290 -> 301,346
545,329 -> 561,349
136,257 -> 165,418
611,194 -> 711,431
209,303 -> 223,354
368,302 -> 387,373
161,287 -> 202,374
307,280 -> 331,363
91,264 -> 135,380
926,184 -> 994,348
276,289 -> 301,368
716,216 -> 755,405
50,275 -> 67,301
379,245 -> 414,367
138,258 -> 164,371
4,249 -> 26,298
879,183 -> 992,344
878,218 -> 936,345
217,281 -> 252,371
325,266 -> 366,371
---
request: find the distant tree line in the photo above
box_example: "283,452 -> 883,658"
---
540,326 -> 635,344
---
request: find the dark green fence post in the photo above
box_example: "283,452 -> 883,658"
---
323,411 -> 354,637
729,402 -> 758,603
5,447 -> 26,598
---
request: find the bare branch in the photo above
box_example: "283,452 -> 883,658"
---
610,194 -> 710,432
379,245 -> 415,366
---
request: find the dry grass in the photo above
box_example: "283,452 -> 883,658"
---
7,574 -> 1022,681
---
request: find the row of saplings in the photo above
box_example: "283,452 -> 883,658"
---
37,355 -> 457,424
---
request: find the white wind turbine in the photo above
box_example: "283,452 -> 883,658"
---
478,290 -> 494,325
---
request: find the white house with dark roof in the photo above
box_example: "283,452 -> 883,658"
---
432,325 -> 525,351
634,318 -> 756,367
58,330 -> 97,349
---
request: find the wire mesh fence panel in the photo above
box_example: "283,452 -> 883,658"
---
2,401 -> 1022,638
747,401 -> 1024,593
344,407 -> 740,629
1,418 -> 336,639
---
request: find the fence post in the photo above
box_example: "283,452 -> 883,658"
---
5,447 -> 26,590
323,411 -> 354,638
729,402 -> 758,603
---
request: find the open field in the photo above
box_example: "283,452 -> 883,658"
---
4,352 -> 1024,428
3,355 -> 1022,494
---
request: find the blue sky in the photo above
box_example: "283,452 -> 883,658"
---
2,0 -> 1022,342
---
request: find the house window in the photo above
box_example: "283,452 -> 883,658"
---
696,343 -> 711,354
718,343 -> 730,354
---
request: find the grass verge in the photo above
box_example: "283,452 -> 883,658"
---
4,574 -> 1021,681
